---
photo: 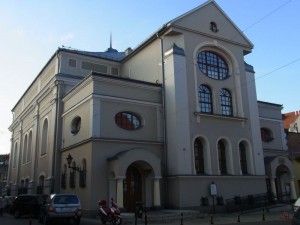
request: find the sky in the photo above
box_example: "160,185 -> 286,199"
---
0,0 -> 299,155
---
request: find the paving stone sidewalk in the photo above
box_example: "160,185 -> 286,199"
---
82,204 -> 293,225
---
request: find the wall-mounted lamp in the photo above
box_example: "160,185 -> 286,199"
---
66,153 -> 81,172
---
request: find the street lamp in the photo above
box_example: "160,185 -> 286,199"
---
66,153 -> 81,172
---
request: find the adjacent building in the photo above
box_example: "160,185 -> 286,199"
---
6,0 -> 297,212
283,111 -> 300,197
0,154 -> 9,195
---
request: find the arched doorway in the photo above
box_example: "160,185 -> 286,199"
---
276,165 -> 291,201
123,165 -> 142,211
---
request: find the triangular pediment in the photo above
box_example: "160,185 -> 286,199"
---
168,0 -> 253,49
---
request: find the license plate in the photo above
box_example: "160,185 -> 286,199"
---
61,207 -> 73,211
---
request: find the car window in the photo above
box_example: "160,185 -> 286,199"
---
53,195 -> 79,204
295,208 -> 300,219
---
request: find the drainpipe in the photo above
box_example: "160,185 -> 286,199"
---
52,52 -> 61,193
156,33 -> 168,207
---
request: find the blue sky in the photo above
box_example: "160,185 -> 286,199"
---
0,0 -> 298,154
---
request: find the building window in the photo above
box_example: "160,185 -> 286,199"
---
69,162 -> 76,188
197,51 -> 229,80
37,175 -> 44,194
27,131 -> 32,162
61,165 -> 67,189
239,142 -> 248,175
13,143 -> 18,168
69,171 -> 76,189
115,112 -> 142,130
68,59 -> 77,67
198,85 -> 213,113
218,140 -> 227,175
41,119 -> 48,155
23,134 -> 28,164
261,128 -> 273,142
71,116 -> 81,135
82,61 -> 107,74
79,159 -> 87,188
220,88 -> 233,116
111,67 -> 119,76
194,138 -> 205,174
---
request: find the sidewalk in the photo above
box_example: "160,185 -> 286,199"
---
83,204 -> 293,225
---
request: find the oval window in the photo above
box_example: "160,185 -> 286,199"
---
115,112 -> 142,130
71,116 -> 81,135
197,51 -> 229,80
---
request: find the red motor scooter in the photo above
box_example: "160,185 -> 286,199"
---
98,198 -> 122,225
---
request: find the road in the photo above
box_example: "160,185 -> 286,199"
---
0,212 -> 292,225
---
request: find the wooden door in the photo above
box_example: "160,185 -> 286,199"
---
123,166 -> 142,211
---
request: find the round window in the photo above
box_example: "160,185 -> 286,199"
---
115,112 -> 142,130
197,51 -> 229,80
71,116 -> 81,135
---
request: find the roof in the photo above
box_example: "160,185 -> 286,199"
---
60,46 -> 126,61
282,111 -> 300,129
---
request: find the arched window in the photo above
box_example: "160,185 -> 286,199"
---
13,143 -> 18,168
260,128 -> 273,142
79,159 -> 87,188
25,178 -> 29,188
69,161 -> 76,188
61,164 -> 67,189
239,142 -> 248,175
37,175 -> 44,194
198,85 -> 213,114
194,138 -> 205,174
220,88 -> 233,116
197,51 -> 229,80
24,178 -> 29,194
218,140 -> 227,175
23,135 -> 28,164
27,131 -> 32,162
41,119 -> 48,155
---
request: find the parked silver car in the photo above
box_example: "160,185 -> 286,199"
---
294,197 -> 300,212
39,193 -> 82,225
292,207 -> 300,225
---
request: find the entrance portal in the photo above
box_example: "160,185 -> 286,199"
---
124,165 -> 142,211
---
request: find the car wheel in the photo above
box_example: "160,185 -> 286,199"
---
115,217 -> 122,225
39,213 -> 43,223
43,215 -> 50,225
101,218 -> 107,224
14,209 -> 20,219
74,217 -> 81,225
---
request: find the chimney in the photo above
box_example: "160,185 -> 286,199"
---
125,47 -> 133,56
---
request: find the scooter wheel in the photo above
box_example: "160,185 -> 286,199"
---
114,217 -> 122,225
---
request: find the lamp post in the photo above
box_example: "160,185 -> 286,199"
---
66,153 -> 81,172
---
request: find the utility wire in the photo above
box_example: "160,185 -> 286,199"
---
241,0 -> 292,33
255,57 -> 300,81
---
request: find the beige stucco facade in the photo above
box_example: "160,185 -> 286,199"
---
6,0 -> 297,213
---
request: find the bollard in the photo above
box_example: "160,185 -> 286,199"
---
262,208 -> 265,221
237,212 -> 240,223
144,208 -> 148,225
29,215 -> 32,225
210,214 -> 214,224
180,212 -> 183,225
